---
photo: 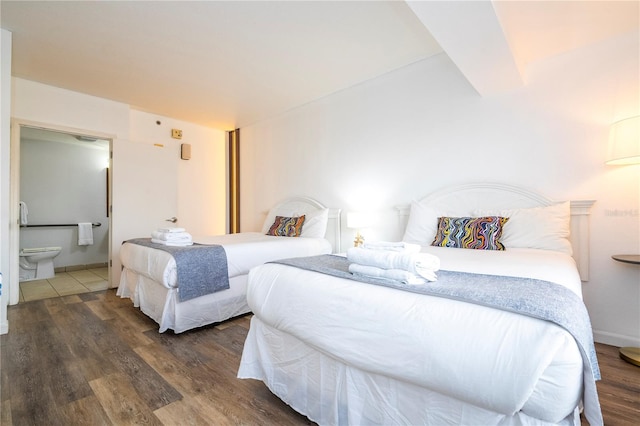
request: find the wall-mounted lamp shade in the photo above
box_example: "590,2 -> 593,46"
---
346,211 -> 373,229
607,115 -> 640,165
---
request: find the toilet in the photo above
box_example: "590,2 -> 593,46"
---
19,247 -> 62,281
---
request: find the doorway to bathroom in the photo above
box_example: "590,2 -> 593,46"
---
17,126 -> 111,303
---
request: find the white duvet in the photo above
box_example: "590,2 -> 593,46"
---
239,246 -> 589,425
118,233 -> 332,333
119,232 -> 332,288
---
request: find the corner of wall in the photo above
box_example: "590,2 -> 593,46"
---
0,28 -> 13,334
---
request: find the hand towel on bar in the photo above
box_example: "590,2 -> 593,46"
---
78,223 -> 94,246
346,247 -> 440,279
361,241 -> 421,253
19,201 -> 28,226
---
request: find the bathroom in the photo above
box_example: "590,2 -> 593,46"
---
18,127 -> 110,302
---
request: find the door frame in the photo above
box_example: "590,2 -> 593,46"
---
9,118 -> 114,305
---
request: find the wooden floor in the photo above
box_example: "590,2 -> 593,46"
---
1,289 -> 638,425
581,343 -> 640,425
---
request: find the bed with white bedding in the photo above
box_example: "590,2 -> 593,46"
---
117,197 -> 341,333
237,183 -> 602,426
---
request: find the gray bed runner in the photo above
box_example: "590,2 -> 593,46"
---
271,254 -> 603,425
126,238 -> 230,302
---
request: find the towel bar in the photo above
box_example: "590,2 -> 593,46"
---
22,222 -> 101,228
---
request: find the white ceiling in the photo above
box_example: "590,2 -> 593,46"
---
1,1 -> 638,130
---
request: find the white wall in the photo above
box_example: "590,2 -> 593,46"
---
177,123 -> 227,236
128,109 -> 227,236
6,78 -> 227,308
0,29 -> 13,333
240,31 -> 640,347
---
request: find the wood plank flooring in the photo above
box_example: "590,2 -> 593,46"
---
1,289 -> 638,425
1,290 -> 312,426
581,342 -> 640,425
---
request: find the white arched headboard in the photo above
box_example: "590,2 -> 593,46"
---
262,196 -> 342,253
396,183 -> 595,281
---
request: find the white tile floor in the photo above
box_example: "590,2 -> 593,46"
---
19,267 -> 110,303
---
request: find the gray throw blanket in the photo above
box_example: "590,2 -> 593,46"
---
126,238 -> 230,302
271,254 -> 603,425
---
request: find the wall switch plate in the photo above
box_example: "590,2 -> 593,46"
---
171,129 -> 183,139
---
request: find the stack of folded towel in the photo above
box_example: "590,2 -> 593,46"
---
151,227 -> 193,246
347,241 -> 440,285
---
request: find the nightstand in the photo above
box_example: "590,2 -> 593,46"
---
612,254 -> 640,367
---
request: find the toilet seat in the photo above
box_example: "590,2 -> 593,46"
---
21,246 -> 62,254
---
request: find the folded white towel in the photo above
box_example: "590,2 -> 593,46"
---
151,230 -> 193,242
78,223 -> 93,246
151,238 -> 193,246
156,227 -> 186,233
414,263 -> 438,282
19,201 -> 28,226
349,263 -> 433,284
362,241 -> 421,253
347,247 -> 440,280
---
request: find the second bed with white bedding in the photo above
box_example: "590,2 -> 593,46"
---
117,196 -> 340,333
118,233 -> 331,333
120,232 -> 332,290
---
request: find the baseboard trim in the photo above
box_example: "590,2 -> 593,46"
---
593,330 -> 640,348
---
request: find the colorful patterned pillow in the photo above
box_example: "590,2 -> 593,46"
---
266,215 -> 306,237
431,216 -> 509,250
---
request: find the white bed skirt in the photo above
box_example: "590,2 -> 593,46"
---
117,267 -> 251,333
238,316 -> 581,426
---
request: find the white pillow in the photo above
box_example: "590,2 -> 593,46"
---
300,208 -> 329,238
402,202 -> 437,245
402,201 -> 469,245
474,201 -> 572,255
262,207 -> 329,238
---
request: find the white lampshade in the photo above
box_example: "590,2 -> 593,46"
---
607,115 -> 640,165
346,211 -> 373,229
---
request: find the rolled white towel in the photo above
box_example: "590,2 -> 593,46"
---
414,268 -> 437,282
346,247 -> 440,278
156,227 -> 186,233
361,241 -> 421,253
348,263 -> 432,284
151,230 -> 192,242
151,238 -> 193,246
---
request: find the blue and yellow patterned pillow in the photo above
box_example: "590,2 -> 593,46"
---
266,215 -> 306,237
431,216 -> 509,250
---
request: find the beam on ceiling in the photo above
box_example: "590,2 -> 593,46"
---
406,0 -> 524,96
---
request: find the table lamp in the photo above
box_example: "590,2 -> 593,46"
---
346,212 -> 373,247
